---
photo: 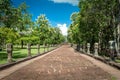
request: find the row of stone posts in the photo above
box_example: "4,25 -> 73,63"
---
85,41 -> 115,59
86,43 -> 99,56
6,43 -> 48,63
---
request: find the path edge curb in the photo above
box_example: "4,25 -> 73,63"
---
73,48 -> 120,70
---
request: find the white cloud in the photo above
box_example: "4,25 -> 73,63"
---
49,0 -> 79,6
57,23 -> 68,36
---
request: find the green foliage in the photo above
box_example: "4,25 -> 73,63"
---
0,0 -> 12,27
0,0 -> 65,50
35,14 -> 65,45
68,0 -> 119,53
36,14 -> 50,44
68,12 -> 81,44
0,27 -> 19,43
111,76 -> 117,80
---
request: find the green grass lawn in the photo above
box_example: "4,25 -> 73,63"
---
115,59 -> 120,63
0,46 -> 56,65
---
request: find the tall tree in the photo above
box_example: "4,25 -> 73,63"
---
68,0 -> 119,55
36,14 -> 50,45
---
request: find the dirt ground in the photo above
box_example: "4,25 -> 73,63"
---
0,45 -> 114,80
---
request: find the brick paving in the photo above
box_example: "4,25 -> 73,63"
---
1,45 -> 113,80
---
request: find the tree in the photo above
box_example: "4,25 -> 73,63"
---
0,27 -> 19,50
16,2 -> 33,48
68,12 -> 81,46
0,1 -> 34,48
68,0 -> 119,56
0,0 -> 12,27
36,14 -> 50,45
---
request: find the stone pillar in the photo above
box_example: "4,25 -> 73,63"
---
82,44 -> 85,53
80,44 -> 82,51
27,43 -> 31,57
87,43 -> 90,54
109,41 -> 115,60
94,43 -> 99,56
37,44 -> 40,54
6,43 -> 13,63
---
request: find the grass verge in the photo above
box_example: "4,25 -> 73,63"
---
0,46 -> 56,65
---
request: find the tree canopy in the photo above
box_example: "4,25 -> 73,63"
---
0,0 -> 65,49
68,0 -> 119,54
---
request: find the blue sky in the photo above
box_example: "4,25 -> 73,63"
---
12,0 -> 79,35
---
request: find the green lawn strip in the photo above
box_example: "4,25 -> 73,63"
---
111,76 -> 117,80
12,48 -> 28,60
0,50 -> 7,65
115,59 -> 120,63
0,46 -> 56,65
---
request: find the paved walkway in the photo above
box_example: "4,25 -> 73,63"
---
0,45 -> 120,80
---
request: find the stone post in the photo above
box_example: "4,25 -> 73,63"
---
82,44 -> 85,53
109,41 -> 115,60
37,44 -> 40,54
80,44 -> 82,51
27,43 -> 31,57
6,43 -> 13,63
94,43 -> 99,56
87,43 -> 90,54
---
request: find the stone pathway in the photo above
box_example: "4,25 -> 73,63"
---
0,45 -> 119,80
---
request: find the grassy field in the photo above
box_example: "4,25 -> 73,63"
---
115,59 -> 120,63
0,45 -> 56,65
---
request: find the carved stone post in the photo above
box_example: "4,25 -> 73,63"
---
6,43 -> 13,63
87,43 -> 90,54
109,41 -> 115,60
94,43 -> 98,56
82,44 -> 85,53
37,44 -> 40,54
80,44 -> 82,51
27,43 -> 31,57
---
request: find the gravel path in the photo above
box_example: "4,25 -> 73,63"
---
0,45 -> 118,80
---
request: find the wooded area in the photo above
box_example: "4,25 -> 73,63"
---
68,0 -> 120,58
0,0 -> 65,50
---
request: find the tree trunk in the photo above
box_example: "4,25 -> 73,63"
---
21,40 -> 24,49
